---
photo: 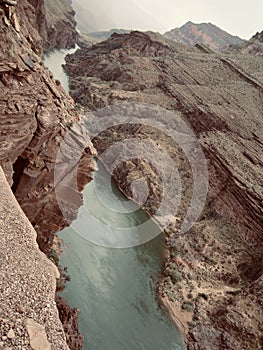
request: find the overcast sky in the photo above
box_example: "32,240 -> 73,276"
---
73,0 -> 263,39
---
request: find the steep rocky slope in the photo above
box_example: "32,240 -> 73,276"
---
28,0 -> 78,52
0,166 -> 70,349
228,30 -> 263,57
165,21 -> 245,50
64,31 -> 263,350
0,0 -> 95,253
0,0 -> 96,348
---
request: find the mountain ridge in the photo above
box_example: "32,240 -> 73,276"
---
165,21 -> 245,50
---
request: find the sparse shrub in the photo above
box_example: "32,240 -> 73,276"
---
188,292 -> 194,299
56,266 -> 71,292
187,321 -> 197,328
47,248 -> 59,266
66,120 -> 74,129
170,248 -> 180,258
182,301 -> 194,312
150,205 -> 158,215
170,270 -> 182,284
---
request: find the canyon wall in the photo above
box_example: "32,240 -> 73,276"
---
27,0 -> 78,53
64,31 -> 263,350
0,0 -> 95,254
0,1 -> 96,348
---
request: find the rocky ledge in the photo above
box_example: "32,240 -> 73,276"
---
64,31 -> 263,349
0,166 -> 69,349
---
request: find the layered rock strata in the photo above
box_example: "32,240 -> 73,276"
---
64,31 -> 263,350
27,0 -> 78,53
0,1 -> 96,348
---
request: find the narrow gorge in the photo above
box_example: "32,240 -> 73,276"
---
63,31 -> 263,350
0,1 -> 262,350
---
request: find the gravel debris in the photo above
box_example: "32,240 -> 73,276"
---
0,167 -> 69,349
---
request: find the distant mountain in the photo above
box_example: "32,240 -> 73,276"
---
77,29 -> 131,48
88,29 -> 131,40
165,21 -> 245,50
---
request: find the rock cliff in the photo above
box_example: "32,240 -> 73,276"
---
0,0 -> 95,348
28,0 -> 78,53
64,31 -> 263,350
0,0 -> 95,253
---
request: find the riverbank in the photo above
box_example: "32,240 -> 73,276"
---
99,174 -> 193,345
99,159 -> 191,344
57,159 -> 186,350
63,31 -> 263,349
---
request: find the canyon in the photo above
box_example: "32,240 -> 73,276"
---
64,31 -> 263,349
0,0 -> 262,349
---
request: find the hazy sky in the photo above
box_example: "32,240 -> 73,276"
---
73,0 -> 263,39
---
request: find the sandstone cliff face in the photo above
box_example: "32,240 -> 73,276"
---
64,31 -> 263,350
28,0 -> 78,53
165,21 -> 245,50
0,1 -> 96,348
0,0 -> 95,254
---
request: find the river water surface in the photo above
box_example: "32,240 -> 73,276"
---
45,49 -> 185,350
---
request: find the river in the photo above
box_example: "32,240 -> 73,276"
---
45,49 -> 185,350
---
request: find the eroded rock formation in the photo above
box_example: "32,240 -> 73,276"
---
0,0 -> 95,253
64,31 -> 263,350
27,0 -> 78,53
0,0 -> 96,348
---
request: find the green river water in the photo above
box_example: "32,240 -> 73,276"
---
45,50 -> 186,350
